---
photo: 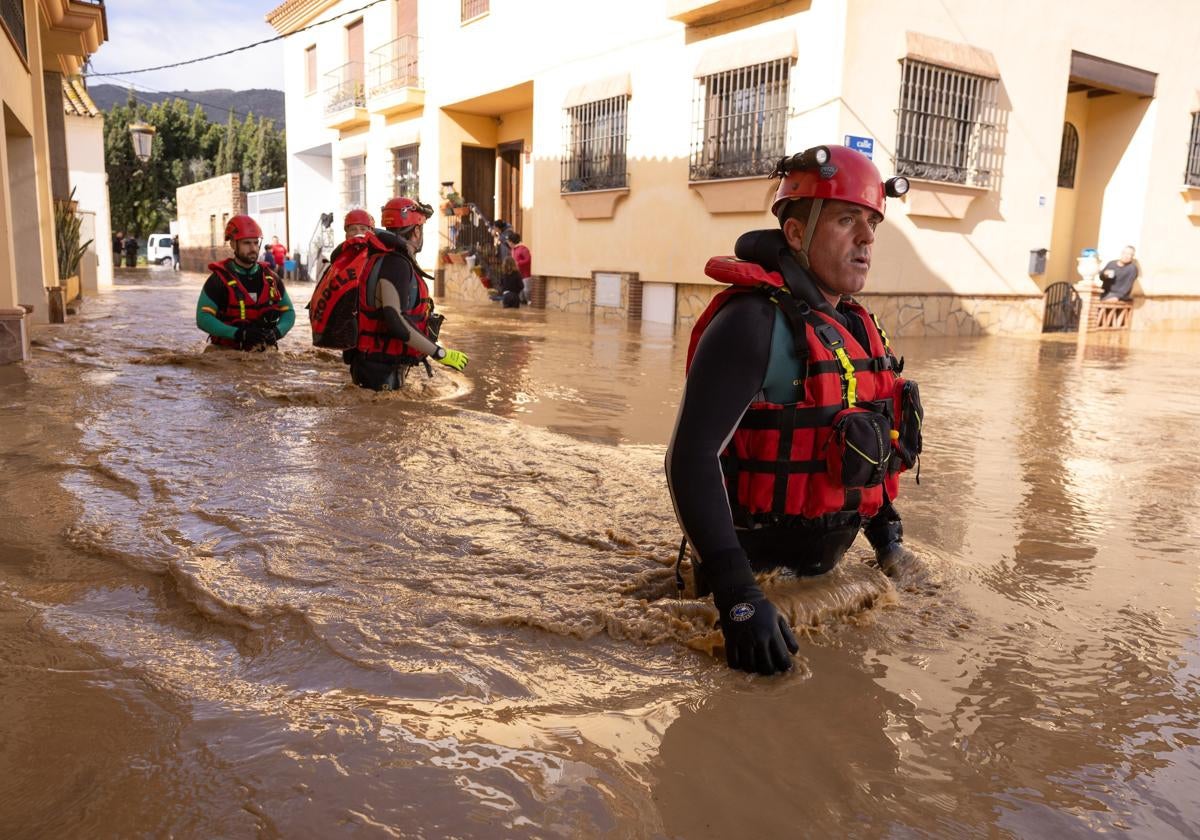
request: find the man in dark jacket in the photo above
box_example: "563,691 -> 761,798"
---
1100,246 -> 1138,301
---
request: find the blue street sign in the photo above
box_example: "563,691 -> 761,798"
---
843,135 -> 874,160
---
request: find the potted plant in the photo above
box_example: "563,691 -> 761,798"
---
54,187 -> 92,305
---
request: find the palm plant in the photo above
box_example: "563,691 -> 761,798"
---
54,187 -> 93,280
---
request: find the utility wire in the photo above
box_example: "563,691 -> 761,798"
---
84,0 -> 385,78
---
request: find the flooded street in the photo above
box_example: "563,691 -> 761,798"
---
2,267 -> 1200,838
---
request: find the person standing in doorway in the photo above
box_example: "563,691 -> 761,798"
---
171,235 -> 181,270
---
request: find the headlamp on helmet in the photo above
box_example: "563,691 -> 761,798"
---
380,197 -> 435,230
885,176 -> 910,198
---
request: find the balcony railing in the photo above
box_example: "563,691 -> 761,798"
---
369,35 -> 420,96
461,0 -> 488,22
1,0 -> 27,60
324,61 -> 365,115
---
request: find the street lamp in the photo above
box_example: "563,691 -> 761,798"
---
128,121 -> 156,163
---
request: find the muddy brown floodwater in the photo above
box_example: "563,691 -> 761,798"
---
2,267 -> 1200,838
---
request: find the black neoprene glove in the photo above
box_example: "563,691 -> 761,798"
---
234,325 -> 270,350
703,549 -> 799,675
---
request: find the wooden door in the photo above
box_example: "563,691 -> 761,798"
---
461,146 -> 496,220
498,141 -> 522,233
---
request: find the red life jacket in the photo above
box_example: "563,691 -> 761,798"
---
354,244 -> 435,364
206,259 -> 287,347
308,231 -> 390,349
688,257 -> 921,525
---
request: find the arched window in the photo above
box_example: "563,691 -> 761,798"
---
1058,122 -> 1080,189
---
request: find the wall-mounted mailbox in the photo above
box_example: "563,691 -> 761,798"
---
1029,248 -> 1048,275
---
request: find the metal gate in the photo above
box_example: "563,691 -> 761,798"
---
1042,281 -> 1081,333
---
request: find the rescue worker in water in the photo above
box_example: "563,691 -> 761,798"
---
195,214 -> 296,350
665,145 -> 924,676
346,197 -> 468,390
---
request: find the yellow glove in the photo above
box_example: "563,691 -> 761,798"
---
435,346 -> 468,371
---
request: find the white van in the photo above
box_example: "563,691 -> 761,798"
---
147,233 -> 174,265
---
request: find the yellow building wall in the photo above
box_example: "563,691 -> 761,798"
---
1047,93 -> 1089,287
527,0 -> 845,288
1,0 -> 59,323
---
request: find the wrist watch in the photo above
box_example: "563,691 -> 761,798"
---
434,345 -> 447,360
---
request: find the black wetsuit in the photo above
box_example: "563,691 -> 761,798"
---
665,291 -> 898,587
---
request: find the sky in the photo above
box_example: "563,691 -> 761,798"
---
86,0 -> 286,93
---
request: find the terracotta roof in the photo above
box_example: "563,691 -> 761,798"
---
63,75 -> 101,118
265,0 -> 338,34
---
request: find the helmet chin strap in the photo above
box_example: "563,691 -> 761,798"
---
790,198 -> 841,304
800,198 -> 823,264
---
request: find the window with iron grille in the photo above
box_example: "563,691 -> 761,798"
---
1186,113 -> 1200,188
690,59 -> 790,181
1058,122 -> 1079,189
561,96 -> 628,192
895,59 -> 1002,188
0,0 -> 27,62
392,144 -> 419,199
342,155 -> 367,208
461,0 -> 488,22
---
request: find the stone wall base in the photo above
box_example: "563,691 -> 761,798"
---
1128,296 -> 1200,332
435,272 -> 1200,338
441,262 -> 494,303
0,307 -> 32,364
673,284 -> 1045,336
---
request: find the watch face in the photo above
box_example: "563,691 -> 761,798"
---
729,603 -> 756,622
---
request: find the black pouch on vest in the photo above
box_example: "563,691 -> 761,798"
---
827,407 -> 892,488
892,379 -> 924,470
426,311 -> 445,343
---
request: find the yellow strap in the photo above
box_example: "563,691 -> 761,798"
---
239,300 -> 246,320
833,346 -> 857,406
870,313 -> 892,351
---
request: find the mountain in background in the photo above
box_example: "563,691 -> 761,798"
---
88,84 -> 286,127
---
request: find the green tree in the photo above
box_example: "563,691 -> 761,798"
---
104,89 -> 288,238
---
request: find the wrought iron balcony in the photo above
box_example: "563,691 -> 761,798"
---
324,61 -> 366,116
369,34 -> 420,96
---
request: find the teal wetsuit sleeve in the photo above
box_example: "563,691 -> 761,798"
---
275,287 -> 297,337
196,289 -> 238,340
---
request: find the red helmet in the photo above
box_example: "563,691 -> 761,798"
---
771,146 -> 889,219
344,208 -> 375,231
224,214 -> 262,242
380,197 -> 432,230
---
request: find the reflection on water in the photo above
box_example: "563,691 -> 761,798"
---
1,269 -> 1199,837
